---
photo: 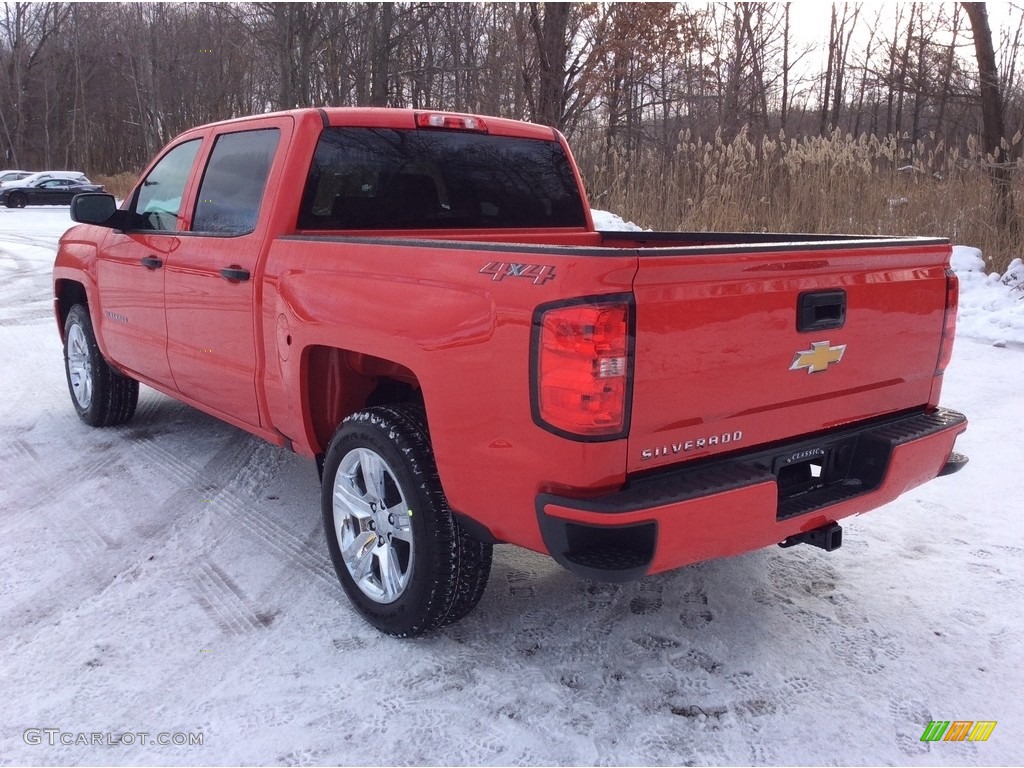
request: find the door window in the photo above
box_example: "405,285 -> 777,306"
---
192,129 -> 280,235
131,139 -> 202,232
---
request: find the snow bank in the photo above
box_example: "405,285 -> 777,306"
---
591,208 -> 645,231
951,245 -> 1024,347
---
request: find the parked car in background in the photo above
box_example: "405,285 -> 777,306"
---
0,170 -> 32,185
4,170 -> 89,187
1,176 -> 103,208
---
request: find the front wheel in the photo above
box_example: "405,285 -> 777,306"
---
63,304 -> 138,426
6,192 -> 27,209
321,404 -> 492,637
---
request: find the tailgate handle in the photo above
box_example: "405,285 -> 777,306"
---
797,290 -> 846,332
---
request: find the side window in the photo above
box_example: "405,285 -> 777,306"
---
132,139 -> 202,232
192,128 -> 280,235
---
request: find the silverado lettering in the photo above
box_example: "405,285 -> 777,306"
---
53,108 -> 968,638
640,431 -> 745,460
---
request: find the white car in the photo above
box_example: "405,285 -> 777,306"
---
2,170 -> 90,189
0,170 -> 32,186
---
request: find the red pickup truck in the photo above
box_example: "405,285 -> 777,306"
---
53,108 -> 967,636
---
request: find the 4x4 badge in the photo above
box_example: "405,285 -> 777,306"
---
480,261 -> 556,285
790,341 -> 846,374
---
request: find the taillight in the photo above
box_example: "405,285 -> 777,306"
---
531,295 -> 633,440
416,112 -> 488,132
936,268 -> 958,375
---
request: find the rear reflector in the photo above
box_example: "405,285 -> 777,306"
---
531,295 -> 634,440
936,268 -> 958,376
416,112 -> 488,132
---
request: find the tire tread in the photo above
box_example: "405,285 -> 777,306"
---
322,403 -> 492,637
64,304 -> 138,427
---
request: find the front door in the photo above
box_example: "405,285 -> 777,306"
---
96,139 -> 202,386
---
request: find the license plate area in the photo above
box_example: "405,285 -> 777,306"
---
770,435 -> 886,520
773,447 -> 830,498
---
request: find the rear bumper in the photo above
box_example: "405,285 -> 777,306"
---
537,408 -> 967,581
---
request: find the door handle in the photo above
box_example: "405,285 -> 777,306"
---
219,266 -> 250,282
140,255 -> 163,270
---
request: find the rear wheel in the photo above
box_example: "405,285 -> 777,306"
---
63,304 -> 138,426
6,192 -> 27,208
321,404 -> 492,636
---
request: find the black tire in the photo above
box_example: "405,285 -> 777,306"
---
63,304 -> 138,427
321,404 -> 492,637
6,192 -> 27,209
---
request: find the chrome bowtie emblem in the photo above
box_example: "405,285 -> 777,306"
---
790,341 -> 846,374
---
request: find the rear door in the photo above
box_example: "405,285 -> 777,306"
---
626,240 -> 951,473
163,119 -> 287,427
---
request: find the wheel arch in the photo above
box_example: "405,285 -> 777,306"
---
304,345 -> 424,456
54,278 -> 90,342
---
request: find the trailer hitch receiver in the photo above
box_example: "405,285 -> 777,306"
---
779,522 -> 843,552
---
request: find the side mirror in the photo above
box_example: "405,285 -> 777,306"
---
71,193 -> 126,229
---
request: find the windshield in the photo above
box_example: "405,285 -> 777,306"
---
298,127 -> 586,230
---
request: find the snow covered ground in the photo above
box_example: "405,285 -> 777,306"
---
1,207 -> 1021,765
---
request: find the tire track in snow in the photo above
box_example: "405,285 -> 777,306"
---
7,383 -> 331,645
131,427 -> 337,592
213,488 -> 337,591
0,227 -> 64,249
0,306 -> 55,327
130,428 -> 237,483
190,558 -> 276,635
0,244 -> 57,322
0,423 -> 278,644
0,436 -> 48,492
59,504 -> 121,563
131,389 -> 178,423
12,451 -> 122,521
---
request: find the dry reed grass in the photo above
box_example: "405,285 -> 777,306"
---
90,172 -> 138,201
87,131 -> 1022,275
578,127 -> 1023,274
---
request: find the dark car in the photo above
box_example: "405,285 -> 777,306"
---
1,177 -> 105,208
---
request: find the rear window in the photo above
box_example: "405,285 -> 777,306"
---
298,127 -> 586,230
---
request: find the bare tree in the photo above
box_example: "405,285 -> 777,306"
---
0,2 -> 68,166
963,1 -> 1018,234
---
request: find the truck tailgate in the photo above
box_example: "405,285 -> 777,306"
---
627,240 -> 951,474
